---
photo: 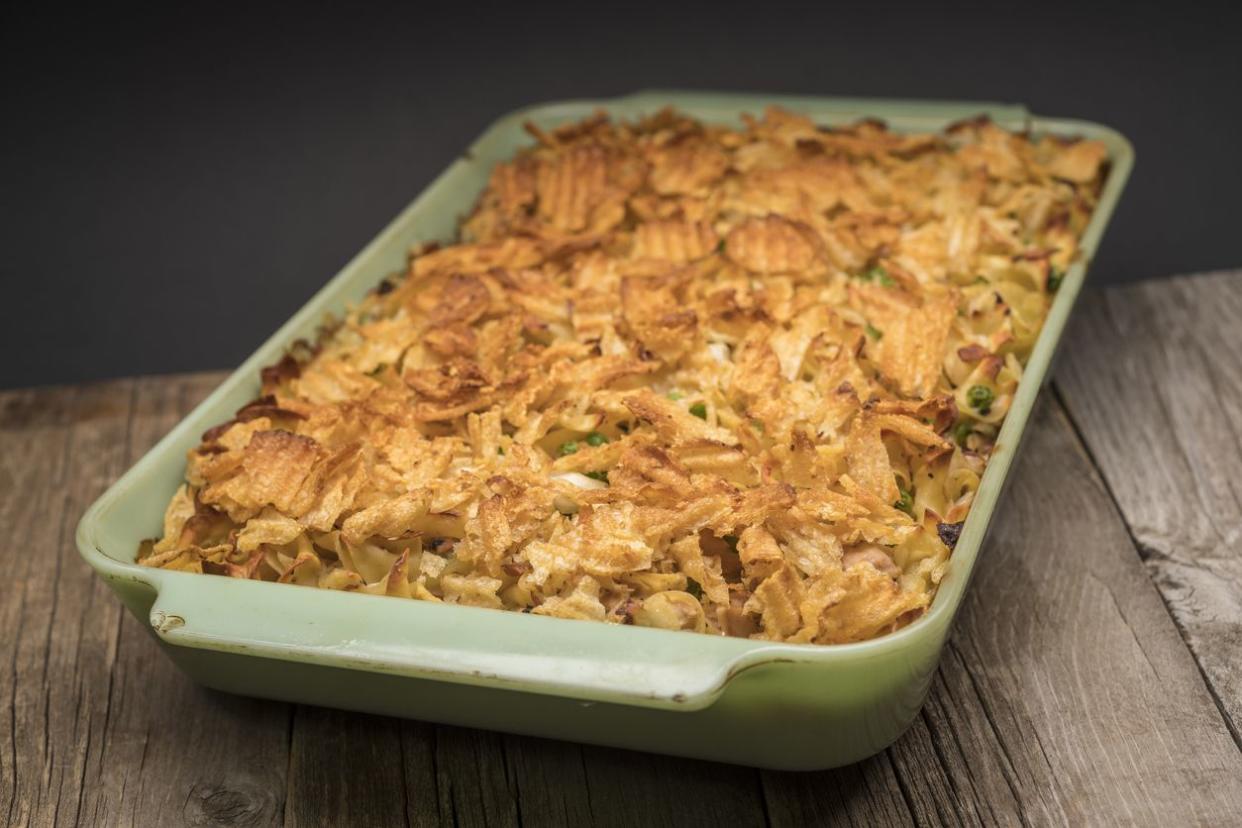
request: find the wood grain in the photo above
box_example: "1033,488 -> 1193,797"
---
931,402 -> 1241,824
1,382 -> 95,828
2,273 -> 1241,827
0,374 -> 294,828
1057,270 -> 1242,740
286,707 -> 405,827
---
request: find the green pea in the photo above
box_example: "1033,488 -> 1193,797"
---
865,323 -> 883,340
966,385 -> 994,414
586,432 -> 608,447
861,265 -> 895,286
1047,267 -> 1064,292
585,470 -> 609,483
689,403 -> 708,419
952,420 -> 973,446
559,441 -> 579,456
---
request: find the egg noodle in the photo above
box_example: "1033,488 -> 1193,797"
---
140,108 -> 1108,643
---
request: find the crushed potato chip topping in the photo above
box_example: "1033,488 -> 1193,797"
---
140,107 -> 1108,644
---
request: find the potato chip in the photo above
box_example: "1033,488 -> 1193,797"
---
725,215 -> 820,274
632,219 -> 719,263
648,141 -> 730,196
869,293 -> 958,399
1044,139 -> 1108,183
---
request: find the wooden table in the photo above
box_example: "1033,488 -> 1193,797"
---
3,271 -> 1240,827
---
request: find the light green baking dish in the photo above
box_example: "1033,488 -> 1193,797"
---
76,91 -> 1133,770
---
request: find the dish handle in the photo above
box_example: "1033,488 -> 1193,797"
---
146,573 -> 783,711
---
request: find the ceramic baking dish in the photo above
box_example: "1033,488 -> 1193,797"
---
76,91 -> 1133,770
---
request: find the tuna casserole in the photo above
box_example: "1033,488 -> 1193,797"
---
140,108 -> 1108,644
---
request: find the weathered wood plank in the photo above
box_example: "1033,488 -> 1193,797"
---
427,726 -> 520,828
1057,270 -> 1242,740
1,383 -> 98,828
762,752 -> 915,827
400,721 -> 448,827
289,701 -> 525,828
285,707 -> 405,828
498,734 -> 594,827
574,746 -> 767,828
0,373 -> 296,828
931,400 -> 1240,823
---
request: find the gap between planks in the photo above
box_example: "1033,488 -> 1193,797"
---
1055,269 -> 1242,744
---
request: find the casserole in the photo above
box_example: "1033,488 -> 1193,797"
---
77,91 -> 1132,770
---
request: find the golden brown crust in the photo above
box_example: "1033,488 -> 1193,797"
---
141,107 -> 1107,644
632,219 -> 719,263
725,216 -> 821,275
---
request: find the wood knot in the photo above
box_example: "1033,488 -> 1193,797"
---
183,781 -> 274,826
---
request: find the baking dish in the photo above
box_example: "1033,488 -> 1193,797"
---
77,90 -> 1132,770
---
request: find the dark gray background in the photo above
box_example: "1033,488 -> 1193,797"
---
3,2 -> 1239,389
